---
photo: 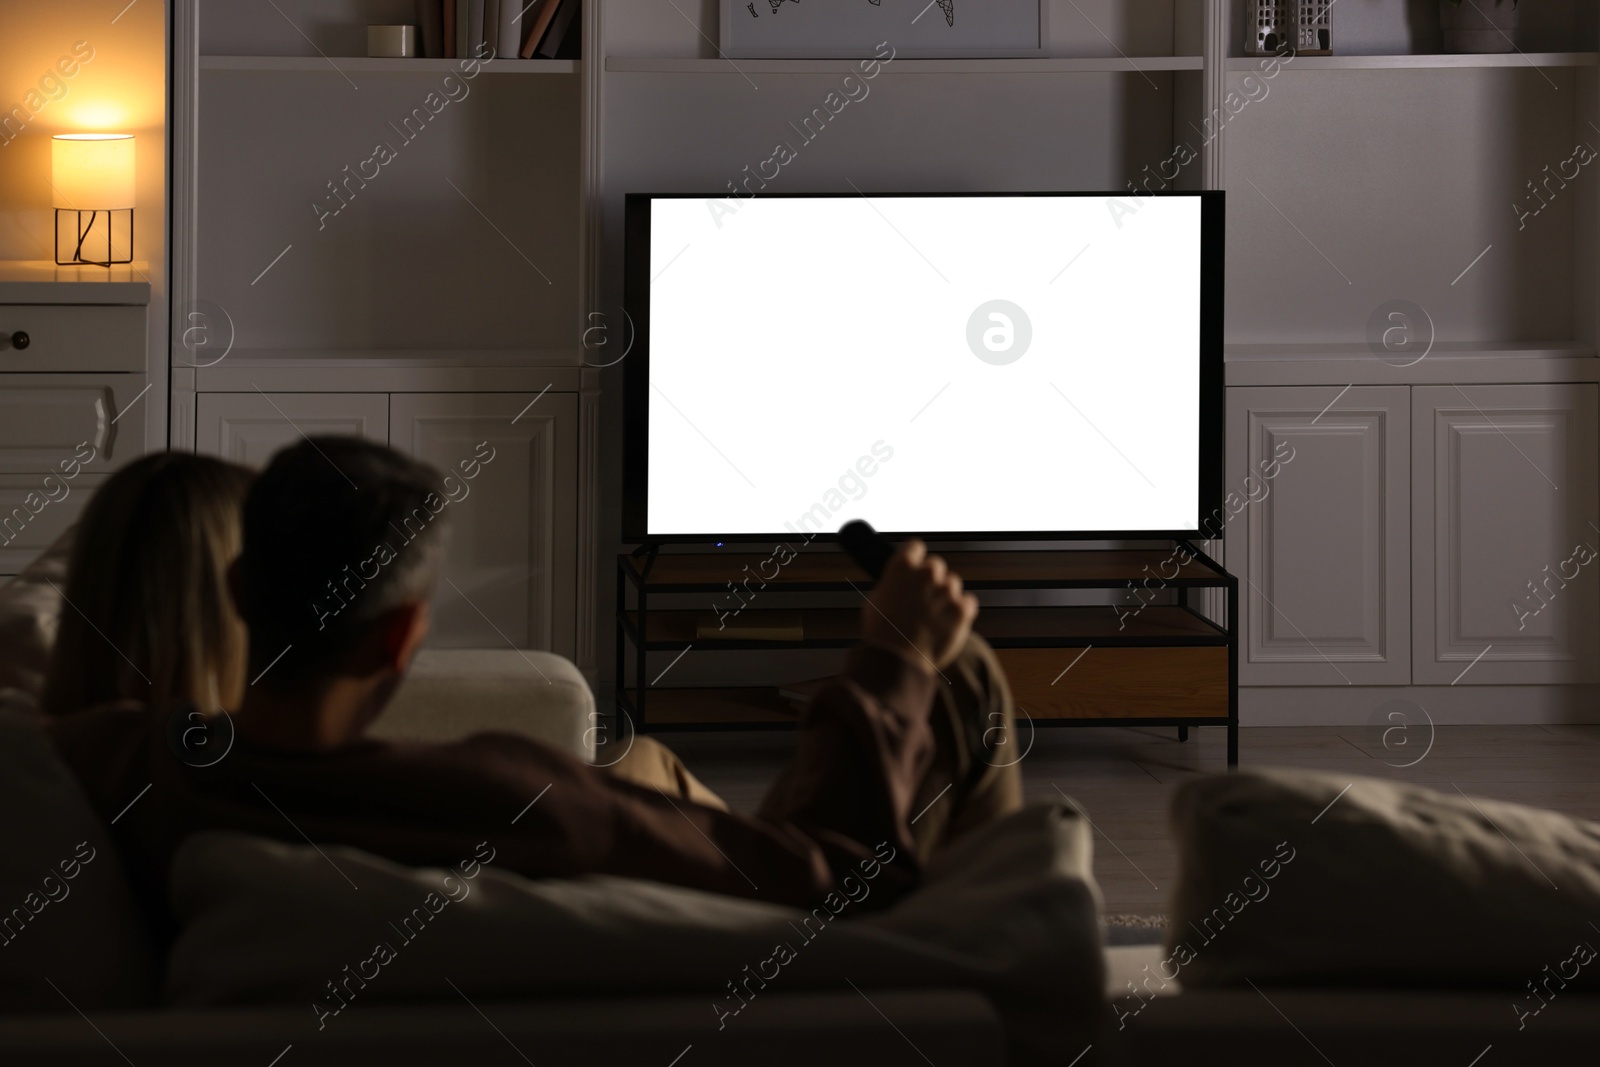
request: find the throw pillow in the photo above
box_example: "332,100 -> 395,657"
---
1165,768 -> 1600,991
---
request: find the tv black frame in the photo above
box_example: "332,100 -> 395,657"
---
622,190 -> 1225,544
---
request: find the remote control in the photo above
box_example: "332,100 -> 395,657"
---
838,519 -> 895,580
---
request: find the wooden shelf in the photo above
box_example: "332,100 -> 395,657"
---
633,645 -> 1232,727
1226,52 -> 1597,71
624,548 -> 1227,590
996,647 -> 1229,720
199,55 -> 577,74
605,56 -> 1202,74
628,606 -> 1225,650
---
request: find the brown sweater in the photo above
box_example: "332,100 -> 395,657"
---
46,645 -> 939,929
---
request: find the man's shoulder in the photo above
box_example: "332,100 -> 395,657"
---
371,728 -> 579,769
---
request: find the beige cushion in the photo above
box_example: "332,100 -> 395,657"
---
165,802 -> 1104,1051
370,648 -> 596,761
1166,768 -> 1600,989
0,527 -> 73,698
0,700 -> 158,1011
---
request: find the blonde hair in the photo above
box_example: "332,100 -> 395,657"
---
40,453 -> 253,718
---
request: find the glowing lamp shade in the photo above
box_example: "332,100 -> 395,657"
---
52,134 -> 135,209
52,134 -> 135,266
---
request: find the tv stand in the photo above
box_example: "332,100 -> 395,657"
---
616,540 -> 1239,766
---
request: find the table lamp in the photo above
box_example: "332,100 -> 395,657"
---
52,133 -> 135,267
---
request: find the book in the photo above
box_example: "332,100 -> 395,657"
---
518,0 -> 560,59
496,0 -> 522,60
536,0 -> 578,59
416,0 -> 444,58
468,0 -> 485,57
445,0 -> 459,57
551,9 -> 580,59
485,0 -> 499,53
695,613 -> 804,642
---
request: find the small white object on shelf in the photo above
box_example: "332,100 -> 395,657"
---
368,24 -> 419,58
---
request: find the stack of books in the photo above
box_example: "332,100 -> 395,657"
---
414,0 -> 581,60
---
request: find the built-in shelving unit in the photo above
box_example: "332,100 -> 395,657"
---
170,0 -> 597,667
165,0 -> 1600,719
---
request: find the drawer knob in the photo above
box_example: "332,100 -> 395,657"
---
9,331 -> 28,350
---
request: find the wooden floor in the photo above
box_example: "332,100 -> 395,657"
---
667,723 -> 1600,916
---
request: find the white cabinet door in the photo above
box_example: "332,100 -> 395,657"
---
389,392 -> 577,658
195,393 -> 389,466
1414,384 -> 1600,684
0,373 -> 147,474
1227,387 -> 1411,685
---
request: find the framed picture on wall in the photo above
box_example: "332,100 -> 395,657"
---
719,0 -> 1046,59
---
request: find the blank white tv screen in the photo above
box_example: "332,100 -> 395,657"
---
637,193 -> 1210,539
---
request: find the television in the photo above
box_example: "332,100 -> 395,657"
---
623,191 -> 1223,543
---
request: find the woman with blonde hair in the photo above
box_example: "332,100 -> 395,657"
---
38,453 -> 253,719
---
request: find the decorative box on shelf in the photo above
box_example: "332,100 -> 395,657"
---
1248,0 -> 1332,56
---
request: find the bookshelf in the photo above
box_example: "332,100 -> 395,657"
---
171,0 -> 596,666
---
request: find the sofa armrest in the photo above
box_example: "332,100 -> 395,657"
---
370,649 -> 595,762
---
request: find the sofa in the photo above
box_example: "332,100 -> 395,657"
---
0,631 -> 1102,1066
7,573 -> 1600,1065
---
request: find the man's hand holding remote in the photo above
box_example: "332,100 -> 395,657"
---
859,539 -> 979,675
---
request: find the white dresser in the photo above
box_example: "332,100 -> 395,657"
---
0,262 -> 151,579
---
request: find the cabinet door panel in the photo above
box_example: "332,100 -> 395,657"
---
1227,387 -> 1410,685
1414,384 -> 1600,684
389,393 -> 577,658
0,374 -> 146,473
195,393 -> 388,466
